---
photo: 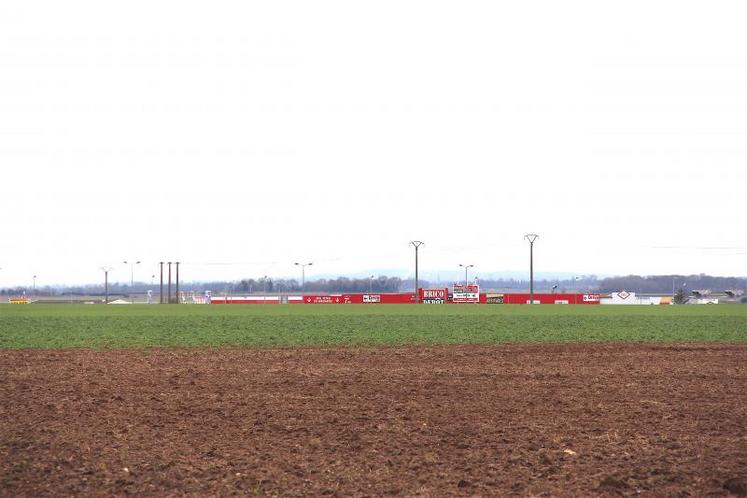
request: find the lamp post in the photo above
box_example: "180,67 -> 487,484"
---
100,267 -> 112,304
409,241 -> 424,302
572,276 -> 584,295
369,275 -> 375,294
524,234 -> 539,304
673,278 -> 687,300
294,262 -> 313,292
262,275 -> 268,293
122,260 -> 141,287
159,262 -> 164,304
32,275 -> 37,295
458,264 -> 474,288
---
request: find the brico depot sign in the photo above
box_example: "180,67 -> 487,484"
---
419,288 -> 447,304
363,294 -> 381,303
582,294 -> 601,303
453,284 -> 480,304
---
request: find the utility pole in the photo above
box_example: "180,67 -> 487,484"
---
294,262 -> 313,292
100,267 -> 112,304
159,262 -> 164,304
175,262 -> 180,304
409,241 -> 424,302
524,234 -> 539,304
167,262 -> 172,304
459,264 -> 474,288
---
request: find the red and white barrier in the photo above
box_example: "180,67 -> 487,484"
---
210,292 -> 600,305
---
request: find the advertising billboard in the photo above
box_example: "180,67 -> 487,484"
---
453,284 -> 480,304
485,293 -> 504,304
419,288 -> 447,304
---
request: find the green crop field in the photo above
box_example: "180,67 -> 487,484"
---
0,303 -> 745,349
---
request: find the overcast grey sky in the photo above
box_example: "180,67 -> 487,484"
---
1,1 -> 746,286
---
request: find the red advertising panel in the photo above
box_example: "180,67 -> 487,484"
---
582,293 -> 601,303
294,293 -> 417,304
483,293 -> 504,304
379,293 -> 417,304
453,284 -> 480,303
210,296 -> 280,304
302,295 -> 344,304
419,288 -> 448,304
502,293 -> 600,305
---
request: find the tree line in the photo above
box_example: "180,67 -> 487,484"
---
230,276 -> 404,294
1,273 -> 744,296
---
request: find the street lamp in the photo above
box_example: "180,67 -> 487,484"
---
100,267 -> 113,304
294,262 -> 313,292
32,275 -> 37,294
122,260 -> 141,287
458,264 -> 474,288
409,241 -> 424,302
573,276 -> 583,293
524,234 -> 539,304
369,275 -> 375,294
672,277 -> 687,298
262,275 -> 268,294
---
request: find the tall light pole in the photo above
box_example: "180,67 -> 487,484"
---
122,260 -> 141,287
294,262 -> 313,292
458,264 -> 474,288
524,234 -> 539,304
673,278 -> 686,299
167,262 -> 172,304
409,241 -> 424,302
100,267 -> 112,304
262,275 -> 268,293
369,275 -> 375,294
159,262 -> 164,304
32,275 -> 37,294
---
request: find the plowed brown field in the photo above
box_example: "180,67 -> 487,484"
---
2,344 -> 746,497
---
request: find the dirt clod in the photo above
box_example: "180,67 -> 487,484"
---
724,477 -> 747,496
599,476 -> 629,489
